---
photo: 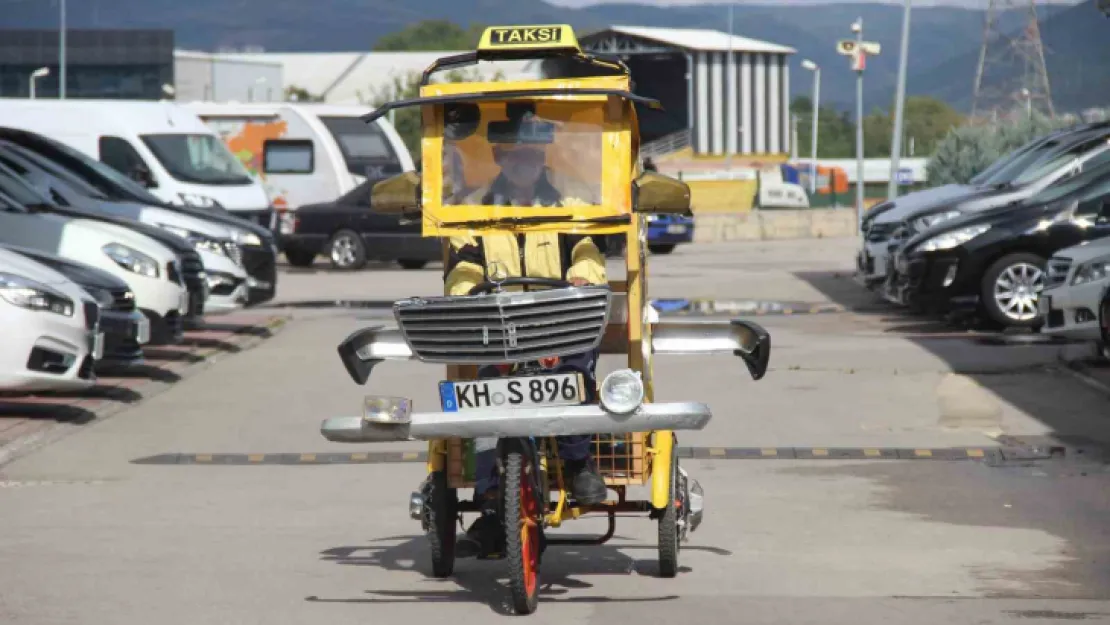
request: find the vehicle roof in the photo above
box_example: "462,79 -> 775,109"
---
0,99 -> 212,135
184,102 -> 376,119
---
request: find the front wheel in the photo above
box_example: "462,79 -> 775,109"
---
328,229 -> 367,271
502,440 -> 542,615
398,259 -> 429,270
283,248 -> 316,268
979,252 -> 1046,328
425,471 -> 457,578
648,243 -> 676,255
657,441 -> 681,578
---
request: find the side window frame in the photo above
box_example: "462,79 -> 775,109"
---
262,139 -> 315,174
98,136 -> 158,188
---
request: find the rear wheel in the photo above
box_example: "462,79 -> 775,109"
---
1099,290 -> 1110,361
425,471 -> 457,578
980,253 -> 1046,328
648,243 -> 676,255
283,249 -> 316,268
502,440 -> 542,615
328,229 -> 367,270
657,440 -> 680,578
398,259 -> 429,270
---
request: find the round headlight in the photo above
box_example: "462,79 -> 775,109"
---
599,369 -> 644,414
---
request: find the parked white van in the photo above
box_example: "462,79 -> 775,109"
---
0,247 -> 102,393
0,99 -> 275,227
184,102 -> 413,231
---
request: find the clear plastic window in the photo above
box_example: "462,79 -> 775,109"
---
441,100 -> 603,207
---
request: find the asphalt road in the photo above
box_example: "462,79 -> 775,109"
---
2,237 -> 1109,624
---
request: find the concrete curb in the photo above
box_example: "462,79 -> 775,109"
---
694,209 -> 858,243
0,315 -> 291,469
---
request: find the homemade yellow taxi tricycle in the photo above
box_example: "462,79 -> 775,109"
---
321,24 -> 771,615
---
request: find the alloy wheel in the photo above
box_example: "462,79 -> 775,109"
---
330,235 -> 358,268
993,262 -> 1045,322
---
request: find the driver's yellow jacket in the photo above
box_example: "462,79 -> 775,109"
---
443,233 -> 607,296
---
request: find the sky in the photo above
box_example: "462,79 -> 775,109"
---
548,0 -> 1081,7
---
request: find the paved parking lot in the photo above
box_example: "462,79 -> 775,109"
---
2,237 -> 1109,624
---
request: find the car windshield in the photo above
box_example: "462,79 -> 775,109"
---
140,134 -> 254,185
319,116 -> 401,179
979,139 -> 1071,186
1026,159 -> 1110,205
7,145 -> 111,200
970,141 -> 1043,185
0,162 -> 52,207
1008,139 -> 1102,186
12,132 -> 167,205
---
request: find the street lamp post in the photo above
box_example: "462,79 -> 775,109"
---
59,0 -> 66,99
887,0 -> 913,200
852,19 -> 864,229
801,59 -> 820,194
29,67 -> 50,100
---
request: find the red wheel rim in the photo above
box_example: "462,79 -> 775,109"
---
519,464 -> 540,596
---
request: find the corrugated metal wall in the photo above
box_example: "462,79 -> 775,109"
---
690,51 -> 790,156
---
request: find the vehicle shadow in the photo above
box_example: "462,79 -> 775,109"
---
95,362 -> 182,383
307,534 -> 721,614
0,400 -> 97,425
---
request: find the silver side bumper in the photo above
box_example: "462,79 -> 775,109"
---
320,401 -> 712,443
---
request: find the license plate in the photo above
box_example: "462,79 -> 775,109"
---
439,373 -> 584,413
91,332 -> 105,360
136,317 -> 151,344
666,224 -> 687,234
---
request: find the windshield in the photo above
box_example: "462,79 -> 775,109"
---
979,139 -> 1070,186
141,134 -> 254,185
7,146 -> 111,200
442,100 -> 603,208
971,141 -> 1041,185
1009,138 -> 1110,186
0,162 -> 52,208
1026,159 -> 1110,205
319,116 -> 402,180
12,132 -> 167,205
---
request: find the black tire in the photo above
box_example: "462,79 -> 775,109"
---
398,259 -> 429,270
648,243 -> 676,255
425,471 -> 457,578
657,437 -> 680,578
283,248 -> 316,268
502,440 -> 542,615
979,252 -> 1046,328
327,229 -> 367,271
1099,289 -> 1110,358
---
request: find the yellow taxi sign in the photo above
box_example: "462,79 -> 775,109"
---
477,24 -> 580,55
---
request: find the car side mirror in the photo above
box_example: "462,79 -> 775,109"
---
633,172 -> 691,214
370,171 -> 421,215
131,165 -> 157,189
731,320 -> 771,380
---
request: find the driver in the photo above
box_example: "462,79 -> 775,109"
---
444,115 -> 609,559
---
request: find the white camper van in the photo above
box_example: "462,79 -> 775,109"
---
184,102 -> 413,225
0,99 -> 274,227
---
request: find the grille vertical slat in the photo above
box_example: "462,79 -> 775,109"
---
394,287 -> 612,364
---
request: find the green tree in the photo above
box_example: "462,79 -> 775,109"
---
926,112 -> 1074,186
791,96 -> 855,158
284,85 -> 321,102
373,20 -> 486,51
367,68 -> 503,160
861,96 -> 964,158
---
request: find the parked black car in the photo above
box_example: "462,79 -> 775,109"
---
281,179 -> 441,270
2,244 -> 149,365
0,128 -> 278,306
891,163 -> 1110,327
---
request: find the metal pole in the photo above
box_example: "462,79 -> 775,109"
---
887,0 -> 912,200
59,0 -> 66,99
810,67 -> 820,194
855,19 -> 865,232
29,76 -> 36,100
790,114 -> 798,160
726,2 -> 734,172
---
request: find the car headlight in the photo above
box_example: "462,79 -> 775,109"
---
599,368 -> 645,414
1072,256 -> 1110,286
0,272 -> 75,316
912,210 -> 962,232
157,223 -> 229,258
231,228 -> 262,247
102,243 -> 160,278
917,224 -> 991,253
177,193 -> 222,209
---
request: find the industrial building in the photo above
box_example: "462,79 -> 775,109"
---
0,29 -> 174,100
173,51 -> 283,102
580,26 -> 795,157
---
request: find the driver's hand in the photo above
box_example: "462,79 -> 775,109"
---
569,278 -> 590,287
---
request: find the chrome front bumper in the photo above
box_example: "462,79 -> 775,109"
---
321,401 -> 712,443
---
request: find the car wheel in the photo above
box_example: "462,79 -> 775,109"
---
648,243 -> 676,255
398,259 -> 428,270
328,229 -> 367,271
1099,289 -> 1110,358
979,252 -> 1046,328
284,249 -> 316,268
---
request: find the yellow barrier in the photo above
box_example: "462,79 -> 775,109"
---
687,180 -> 758,214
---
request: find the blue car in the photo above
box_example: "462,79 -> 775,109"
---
646,213 -> 694,254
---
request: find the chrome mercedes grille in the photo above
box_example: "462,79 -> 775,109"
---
393,286 -> 612,364
1046,257 -> 1072,288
